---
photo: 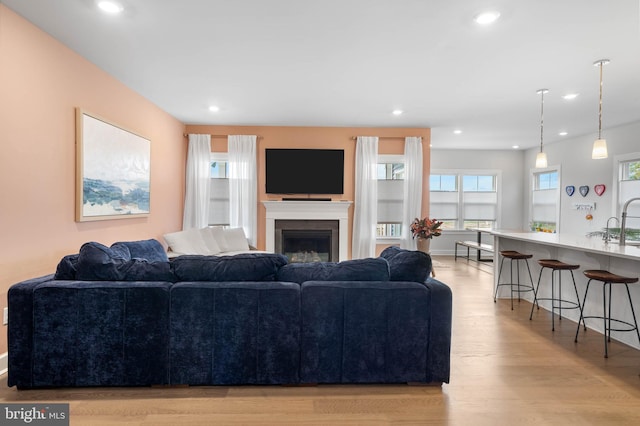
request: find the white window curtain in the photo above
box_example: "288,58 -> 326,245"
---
228,135 -> 257,246
352,136 -> 378,259
400,137 -> 423,249
183,134 -> 211,230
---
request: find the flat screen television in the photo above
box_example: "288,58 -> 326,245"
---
265,148 -> 344,194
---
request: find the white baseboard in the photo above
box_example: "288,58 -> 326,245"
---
0,351 -> 7,376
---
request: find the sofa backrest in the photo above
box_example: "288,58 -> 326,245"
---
171,253 -> 288,282
276,257 -> 390,284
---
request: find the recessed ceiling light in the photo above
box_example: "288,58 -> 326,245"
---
559,131 -> 568,136
208,105 -> 220,112
453,129 -> 462,134
474,11 -> 500,25
562,93 -> 579,100
512,145 -> 520,149
392,109 -> 403,116
98,1 -> 123,14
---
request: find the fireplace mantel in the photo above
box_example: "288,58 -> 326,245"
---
263,200 -> 353,261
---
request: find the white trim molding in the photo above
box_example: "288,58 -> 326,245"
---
263,200 -> 353,261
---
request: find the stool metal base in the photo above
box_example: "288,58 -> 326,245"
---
575,277 -> 640,358
529,262 -> 582,331
494,253 -> 535,310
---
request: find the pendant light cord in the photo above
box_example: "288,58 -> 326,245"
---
540,90 -> 545,153
598,61 -> 604,140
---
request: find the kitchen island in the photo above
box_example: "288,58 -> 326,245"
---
489,230 -> 640,350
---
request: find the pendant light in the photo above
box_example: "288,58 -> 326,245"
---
592,59 -> 610,159
535,89 -> 548,168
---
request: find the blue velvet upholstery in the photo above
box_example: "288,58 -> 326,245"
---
379,246 -> 432,282
8,248 -> 452,388
276,257 -> 390,284
7,274 -> 55,388
171,253 -> 288,282
170,281 -> 300,385
54,254 -> 79,280
76,241 -> 174,282
111,239 -> 169,262
300,279 -> 451,384
9,280 -> 171,388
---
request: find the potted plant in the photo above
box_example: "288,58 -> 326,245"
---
410,217 -> 443,253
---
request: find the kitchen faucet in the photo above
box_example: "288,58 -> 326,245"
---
620,197 -> 640,246
604,216 -> 619,243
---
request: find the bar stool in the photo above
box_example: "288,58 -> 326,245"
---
529,259 -> 582,331
574,270 -> 640,358
494,250 -> 535,310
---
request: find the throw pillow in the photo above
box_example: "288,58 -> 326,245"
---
76,241 -> 174,281
379,246 -> 432,282
209,226 -> 230,252
75,241 -> 130,280
163,229 -> 210,255
111,239 -> 169,262
199,227 -> 222,254
223,227 -> 250,252
54,253 -> 80,280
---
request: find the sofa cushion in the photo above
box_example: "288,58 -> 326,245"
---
379,246 -> 432,282
171,253 -> 288,282
199,228 -> 222,254
30,281 -> 172,387
163,228 -> 211,255
54,253 -> 80,280
76,242 -> 174,282
111,239 -> 169,262
223,227 -> 250,252
276,257 -> 390,284
299,280 -> 431,384
170,281 -> 300,385
209,227 -> 230,252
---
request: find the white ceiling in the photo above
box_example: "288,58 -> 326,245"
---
4,0 -> 640,150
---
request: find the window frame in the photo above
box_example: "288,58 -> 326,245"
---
613,152 -> 640,218
430,168 -> 501,231
209,152 -> 230,227
376,154 -> 405,242
529,165 -> 561,233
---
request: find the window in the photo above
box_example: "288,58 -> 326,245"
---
209,153 -> 229,226
531,168 -> 559,232
616,155 -> 640,236
376,156 -> 404,238
622,160 -> 640,181
430,171 -> 500,230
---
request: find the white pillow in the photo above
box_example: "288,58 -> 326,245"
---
199,227 -> 221,254
163,229 -> 210,255
209,226 -> 230,252
223,227 -> 250,252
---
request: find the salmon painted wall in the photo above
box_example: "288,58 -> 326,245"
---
0,6 -> 186,353
184,125 -> 431,255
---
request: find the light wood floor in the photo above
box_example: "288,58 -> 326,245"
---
2,257 -> 640,425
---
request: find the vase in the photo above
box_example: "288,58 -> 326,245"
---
416,237 -> 431,254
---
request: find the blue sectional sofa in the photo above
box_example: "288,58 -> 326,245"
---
7,240 -> 452,389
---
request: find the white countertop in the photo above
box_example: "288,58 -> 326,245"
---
486,229 -> 640,261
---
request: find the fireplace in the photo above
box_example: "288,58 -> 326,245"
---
275,220 -> 339,263
263,200 -> 352,262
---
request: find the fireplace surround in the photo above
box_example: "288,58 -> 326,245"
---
263,201 -> 353,262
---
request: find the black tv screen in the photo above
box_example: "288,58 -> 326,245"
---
265,149 -> 344,194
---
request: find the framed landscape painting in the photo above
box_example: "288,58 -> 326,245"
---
76,108 -> 151,222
